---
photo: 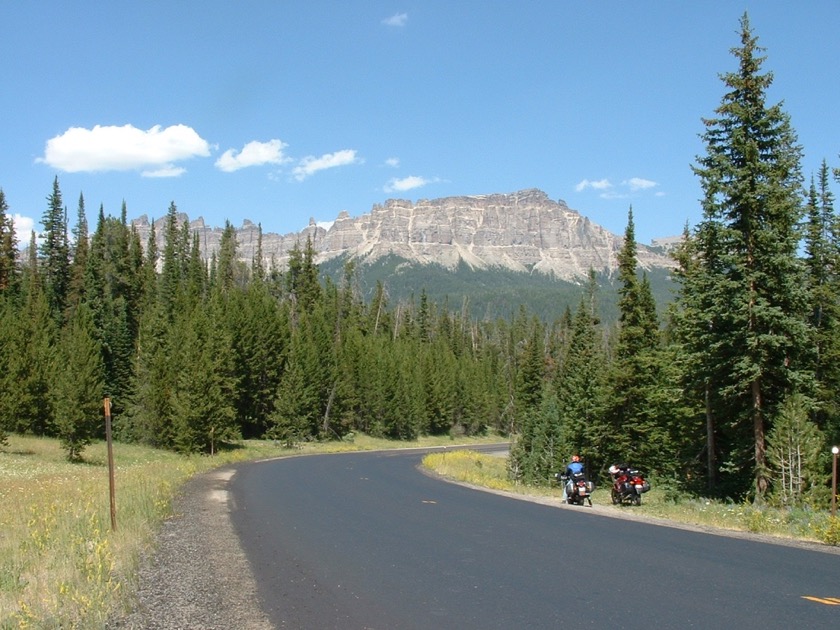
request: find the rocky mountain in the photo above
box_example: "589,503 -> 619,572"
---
131,189 -> 676,283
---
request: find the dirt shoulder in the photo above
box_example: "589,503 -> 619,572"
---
107,467 -> 272,630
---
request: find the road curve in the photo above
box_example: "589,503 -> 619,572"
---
228,447 -> 840,629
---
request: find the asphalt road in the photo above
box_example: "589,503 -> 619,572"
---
228,447 -> 840,629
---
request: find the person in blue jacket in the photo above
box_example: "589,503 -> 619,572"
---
566,454 -> 584,477
562,455 -> 586,503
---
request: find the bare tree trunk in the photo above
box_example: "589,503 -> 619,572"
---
322,383 -> 337,436
753,378 -> 768,501
374,292 -> 383,335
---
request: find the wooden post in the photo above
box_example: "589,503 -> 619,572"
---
104,397 -> 117,531
832,446 -> 839,518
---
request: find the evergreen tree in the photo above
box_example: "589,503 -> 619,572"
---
356,334 -> 396,437
417,289 -> 431,342
285,236 -> 321,316
2,272 -> 56,435
508,391 -> 562,485
308,299 -> 342,438
614,209 -> 659,350
389,340 -> 426,439
671,223 -> 730,491
457,347 -> 496,435
0,301 -> 15,445
40,177 -> 71,322
688,13 -> 811,500
333,323 -> 366,432
82,208 -> 141,423
184,231 -> 207,308
604,210 -> 661,464
141,219 -> 159,308
127,303 -> 175,447
514,318 -> 545,421
0,189 -> 18,294
227,280 -> 288,438
319,270 -> 364,438
214,221 -> 239,295
67,192 -> 89,314
160,202 -> 184,318
367,280 -> 392,336
251,223 -> 265,280
766,394 -> 826,507
170,302 -> 239,454
50,304 -> 104,461
269,314 -> 322,444
421,338 -> 458,435
508,318 -> 554,481
804,162 -> 840,446
555,292 -> 609,474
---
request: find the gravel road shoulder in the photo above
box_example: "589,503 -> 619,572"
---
107,466 -> 271,630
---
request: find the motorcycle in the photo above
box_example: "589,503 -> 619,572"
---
609,466 -> 650,506
555,471 -> 594,506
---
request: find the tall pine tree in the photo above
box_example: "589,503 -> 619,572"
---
804,162 -> 840,446
604,208 -> 670,472
40,177 -> 71,323
50,304 -> 104,461
0,189 -> 18,294
688,13 -> 811,500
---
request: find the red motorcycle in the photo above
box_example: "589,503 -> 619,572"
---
609,465 -> 650,506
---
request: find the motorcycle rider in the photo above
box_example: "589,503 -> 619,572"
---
563,455 -> 589,504
566,454 -> 584,478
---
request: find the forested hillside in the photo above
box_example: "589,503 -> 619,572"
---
317,254 -> 676,325
1,15 -> 838,504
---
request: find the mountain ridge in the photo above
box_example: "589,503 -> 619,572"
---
131,188 -> 677,283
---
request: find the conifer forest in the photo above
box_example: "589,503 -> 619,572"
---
1,15 -> 839,505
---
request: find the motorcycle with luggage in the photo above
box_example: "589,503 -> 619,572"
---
608,465 -> 650,506
555,471 -> 594,506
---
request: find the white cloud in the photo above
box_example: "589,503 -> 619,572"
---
384,175 -> 436,193
600,191 -> 629,200
382,13 -> 408,27
37,124 -> 211,176
385,157 -> 400,168
576,177 -> 659,197
624,177 -> 657,191
12,214 -> 35,239
143,166 -> 187,178
215,139 -> 290,172
292,149 -> 360,181
575,178 -> 613,192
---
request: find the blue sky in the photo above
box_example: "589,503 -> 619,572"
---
2,1 -> 839,246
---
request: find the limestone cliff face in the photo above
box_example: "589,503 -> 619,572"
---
131,189 -> 674,282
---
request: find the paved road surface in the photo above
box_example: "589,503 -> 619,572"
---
229,447 -> 840,629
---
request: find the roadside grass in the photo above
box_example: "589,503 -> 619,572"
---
421,449 -> 840,546
0,432 -> 503,629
